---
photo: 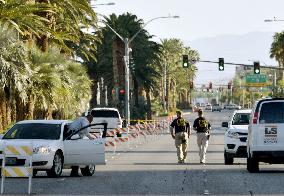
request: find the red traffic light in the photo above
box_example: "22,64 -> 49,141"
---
228,82 -> 232,89
209,82 -> 212,89
189,80 -> 193,89
119,89 -> 125,94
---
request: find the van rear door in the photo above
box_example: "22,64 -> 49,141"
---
257,101 -> 284,150
91,110 -> 121,130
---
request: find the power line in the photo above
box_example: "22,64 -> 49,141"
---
197,60 -> 284,70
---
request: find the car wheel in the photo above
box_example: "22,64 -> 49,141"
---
247,154 -> 259,173
81,165 -> 95,176
46,151 -> 63,177
224,151 -> 234,165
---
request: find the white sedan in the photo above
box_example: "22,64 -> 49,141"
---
0,120 -> 106,177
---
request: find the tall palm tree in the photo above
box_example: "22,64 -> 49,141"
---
92,13 -> 162,119
161,39 -> 199,112
270,32 -> 284,81
0,23 -> 31,129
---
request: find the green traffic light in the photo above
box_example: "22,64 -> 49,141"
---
218,58 -> 224,71
254,61 -> 260,74
182,55 -> 189,68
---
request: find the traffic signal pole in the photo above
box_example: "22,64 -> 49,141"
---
198,60 -> 284,70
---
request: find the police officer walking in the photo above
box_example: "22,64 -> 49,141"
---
193,109 -> 211,164
170,110 -> 190,164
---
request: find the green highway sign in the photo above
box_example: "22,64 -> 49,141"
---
246,74 -> 267,87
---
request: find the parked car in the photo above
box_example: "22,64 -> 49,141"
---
212,104 -> 222,112
205,104 -> 212,111
224,104 -> 241,110
90,108 -> 123,129
222,109 -> 251,165
0,120 -> 106,177
247,98 -> 284,172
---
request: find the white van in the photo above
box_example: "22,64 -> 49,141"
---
247,98 -> 284,172
90,108 -> 123,129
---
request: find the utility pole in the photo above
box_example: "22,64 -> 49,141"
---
163,61 -> 167,113
98,15 -> 179,126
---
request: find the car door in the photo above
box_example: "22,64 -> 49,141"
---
64,137 -> 105,165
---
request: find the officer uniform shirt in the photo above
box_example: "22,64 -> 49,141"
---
193,117 -> 211,133
69,117 -> 91,138
170,117 -> 190,133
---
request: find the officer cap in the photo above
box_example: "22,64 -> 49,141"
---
176,110 -> 182,115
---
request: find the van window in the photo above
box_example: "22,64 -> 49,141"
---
91,110 -> 119,118
259,102 -> 284,123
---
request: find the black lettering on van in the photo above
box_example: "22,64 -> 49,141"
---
265,127 -> 277,136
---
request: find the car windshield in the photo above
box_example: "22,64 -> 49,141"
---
259,102 -> 284,123
3,123 -> 61,140
232,113 -> 250,125
91,110 -> 119,118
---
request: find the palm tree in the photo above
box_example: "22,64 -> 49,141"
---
270,32 -> 284,81
92,13 -> 162,119
0,23 -> 32,129
161,39 -> 199,112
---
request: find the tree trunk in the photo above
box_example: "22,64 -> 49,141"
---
145,88 -> 152,120
0,92 -> 4,131
173,80 -> 176,109
133,78 -> 139,106
26,93 -> 34,120
35,0 -> 50,52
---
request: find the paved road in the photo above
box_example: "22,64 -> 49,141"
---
3,110 -> 284,195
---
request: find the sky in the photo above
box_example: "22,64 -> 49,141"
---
94,0 -> 284,85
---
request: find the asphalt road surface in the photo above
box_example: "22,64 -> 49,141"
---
3,110 -> 284,195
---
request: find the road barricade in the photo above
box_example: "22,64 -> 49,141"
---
102,118 -> 171,159
1,142 -> 33,194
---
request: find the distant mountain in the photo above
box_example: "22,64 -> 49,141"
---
184,31 -> 277,87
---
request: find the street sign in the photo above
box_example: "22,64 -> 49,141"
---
246,74 -> 267,87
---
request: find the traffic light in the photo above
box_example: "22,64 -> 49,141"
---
218,58 -> 224,71
209,82 -> 212,89
119,88 -> 125,101
254,61 -> 260,74
182,55 -> 189,68
189,80 -> 193,89
228,81 -> 232,89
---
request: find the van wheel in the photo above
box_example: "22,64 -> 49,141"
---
224,151 -> 234,165
247,155 -> 259,173
46,151 -> 63,177
81,165 -> 95,176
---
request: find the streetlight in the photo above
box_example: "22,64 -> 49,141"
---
99,15 -> 179,126
91,2 -> 115,8
264,17 -> 284,22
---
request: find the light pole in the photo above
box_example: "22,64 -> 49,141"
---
264,17 -> 284,22
99,15 -> 179,126
91,2 -> 115,8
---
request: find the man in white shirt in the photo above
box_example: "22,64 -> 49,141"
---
68,113 -> 94,140
68,113 -> 94,177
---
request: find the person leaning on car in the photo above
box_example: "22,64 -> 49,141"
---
68,112 -> 94,177
68,112 -> 94,140
193,109 -> 211,164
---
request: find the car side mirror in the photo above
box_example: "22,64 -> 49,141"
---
71,134 -> 80,140
222,122 -> 229,128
